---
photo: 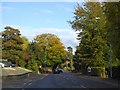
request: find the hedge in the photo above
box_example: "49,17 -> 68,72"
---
91,67 -> 106,77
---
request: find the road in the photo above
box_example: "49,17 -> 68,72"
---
2,72 -> 119,90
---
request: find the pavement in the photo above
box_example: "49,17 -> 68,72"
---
72,72 -> 120,88
1,67 -> 32,76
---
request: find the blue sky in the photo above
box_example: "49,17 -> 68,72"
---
2,2 -> 78,28
1,2 -> 83,53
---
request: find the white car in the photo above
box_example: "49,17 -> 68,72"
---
0,61 -> 12,68
0,62 -> 4,68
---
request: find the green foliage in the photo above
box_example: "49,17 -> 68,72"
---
69,2 -> 110,67
91,67 -> 105,77
21,36 -> 30,50
2,26 -> 23,65
1,26 -> 67,72
19,59 -> 26,68
67,46 -> 73,69
26,53 -> 38,72
104,2 -> 120,61
35,33 -> 67,67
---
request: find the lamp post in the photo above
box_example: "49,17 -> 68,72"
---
110,44 -> 112,78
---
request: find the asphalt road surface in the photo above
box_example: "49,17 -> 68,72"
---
2,72 -> 119,90
25,73 -> 117,88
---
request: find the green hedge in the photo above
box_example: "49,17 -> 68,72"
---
91,67 -> 106,77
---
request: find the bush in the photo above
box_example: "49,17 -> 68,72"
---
91,67 -> 106,77
19,59 -> 26,68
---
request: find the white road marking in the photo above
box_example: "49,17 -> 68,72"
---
40,74 -> 48,80
24,80 -> 32,85
41,77 -> 44,79
28,83 -> 32,86
81,85 -> 86,88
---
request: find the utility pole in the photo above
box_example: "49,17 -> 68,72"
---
110,44 -> 112,78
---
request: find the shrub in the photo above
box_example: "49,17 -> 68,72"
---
91,67 -> 105,77
19,59 -> 26,68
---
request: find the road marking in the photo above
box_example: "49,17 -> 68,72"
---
41,77 -> 45,79
28,83 -> 32,86
24,83 -> 26,85
40,74 -> 48,80
81,85 -> 86,88
24,80 -> 32,85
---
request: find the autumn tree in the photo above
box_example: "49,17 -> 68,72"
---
35,33 -> 66,67
2,26 -> 23,66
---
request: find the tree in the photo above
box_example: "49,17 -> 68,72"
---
69,2 -> 109,67
67,46 -> 73,69
34,33 -> 66,67
19,59 -> 26,68
2,26 -> 23,66
21,36 -> 30,50
104,2 -> 120,63
26,53 -> 38,72
21,36 -> 30,65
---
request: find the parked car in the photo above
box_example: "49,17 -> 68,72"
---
54,67 -> 64,74
0,61 -> 12,68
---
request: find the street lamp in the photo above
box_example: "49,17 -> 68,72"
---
110,44 -> 112,78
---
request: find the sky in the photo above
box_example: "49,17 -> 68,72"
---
1,2 -> 83,54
